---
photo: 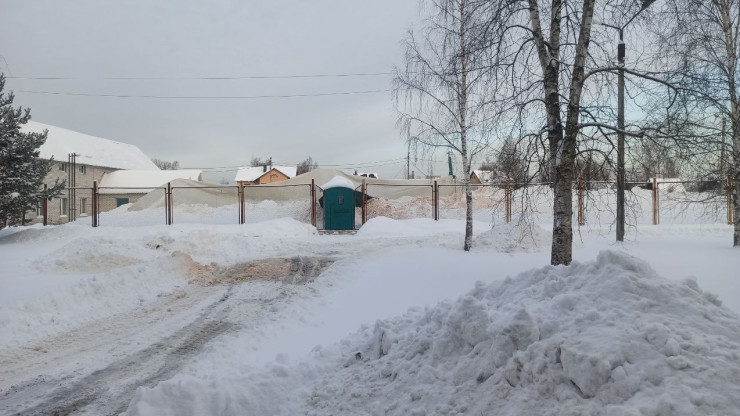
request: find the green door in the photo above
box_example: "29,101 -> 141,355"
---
324,188 -> 355,230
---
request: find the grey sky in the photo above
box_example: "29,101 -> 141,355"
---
0,1 -> 450,181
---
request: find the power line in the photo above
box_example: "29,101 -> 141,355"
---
13,88 -> 392,100
187,158 -> 407,172
6,72 -> 394,81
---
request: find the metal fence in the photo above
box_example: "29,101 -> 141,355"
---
43,177 -> 735,229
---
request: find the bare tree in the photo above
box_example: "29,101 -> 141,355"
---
494,138 -> 529,186
656,0 -> 740,246
152,158 -> 180,170
250,157 -> 267,167
479,0 -> 682,264
296,156 -> 319,175
394,0 -> 501,251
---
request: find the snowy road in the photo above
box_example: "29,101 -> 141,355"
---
0,254 -> 333,415
2,284 -> 233,415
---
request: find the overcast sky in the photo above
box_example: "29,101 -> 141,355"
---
0,0 -> 454,181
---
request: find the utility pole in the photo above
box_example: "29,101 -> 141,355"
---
599,0 -> 656,242
616,29 -> 625,242
721,117 -> 727,176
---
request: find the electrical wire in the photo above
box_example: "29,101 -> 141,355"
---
13,88 -> 392,100
185,158 -> 408,172
6,72 -> 394,81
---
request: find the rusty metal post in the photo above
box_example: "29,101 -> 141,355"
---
728,176 -> 735,225
505,180 -> 512,223
310,179 -> 317,227
167,182 -> 173,225
577,177 -> 585,226
434,180 -> 439,221
42,184 -> 48,226
238,183 -> 245,224
652,177 -> 659,225
92,181 -> 98,227
361,179 -> 367,225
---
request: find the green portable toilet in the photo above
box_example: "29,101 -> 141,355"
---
322,176 -> 357,231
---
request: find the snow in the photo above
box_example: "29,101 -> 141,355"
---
23,121 -> 159,170
0,192 -> 739,415
321,175 -> 356,190
98,169 -> 203,194
234,166 -> 297,182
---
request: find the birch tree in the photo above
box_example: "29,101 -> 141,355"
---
394,0 -> 500,251
485,0 -> 678,265
656,0 -> 740,246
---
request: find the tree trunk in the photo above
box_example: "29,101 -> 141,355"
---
551,0 -> 595,265
460,0 -> 473,251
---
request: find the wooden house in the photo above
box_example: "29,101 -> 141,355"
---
234,165 -> 297,186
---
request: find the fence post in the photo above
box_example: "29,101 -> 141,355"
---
434,180 -> 439,221
505,180 -> 512,223
239,183 -> 245,224
652,177 -> 659,225
167,182 -> 173,225
92,181 -> 98,227
729,176 -> 735,225
310,179 -> 317,227
43,184 -> 48,226
577,177 -> 585,226
361,179 -> 367,225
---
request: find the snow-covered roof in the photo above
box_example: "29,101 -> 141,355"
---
99,170 -> 203,194
234,166 -> 297,182
471,170 -> 496,184
23,121 -> 159,171
321,176 -> 356,190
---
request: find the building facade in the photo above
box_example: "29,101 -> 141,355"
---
23,121 -> 160,225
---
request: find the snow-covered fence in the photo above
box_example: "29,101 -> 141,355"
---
44,177 -> 734,229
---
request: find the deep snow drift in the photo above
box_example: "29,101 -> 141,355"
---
124,251 -> 740,416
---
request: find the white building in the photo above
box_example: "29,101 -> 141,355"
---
23,121 -> 159,224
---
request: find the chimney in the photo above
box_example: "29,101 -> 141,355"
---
263,164 -> 267,172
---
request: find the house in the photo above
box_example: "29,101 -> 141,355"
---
234,165 -> 297,186
98,169 -> 203,209
22,121 -> 159,224
470,170 -> 496,185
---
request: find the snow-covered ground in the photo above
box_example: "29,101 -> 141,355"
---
0,189 -> 738,415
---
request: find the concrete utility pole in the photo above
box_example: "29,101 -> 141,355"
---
617,29 -> 625,242
600,0 -> 656,242
721,117 -> 727,176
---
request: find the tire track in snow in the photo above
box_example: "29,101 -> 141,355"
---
3,290 -> 237,416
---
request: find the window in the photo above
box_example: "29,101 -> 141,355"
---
116,198 -> 129,207
60,198 -> 68,216
79,198 -> 88,215
36,200 -> 43,217
79,165 -> 86,174
59,163 -> 67,172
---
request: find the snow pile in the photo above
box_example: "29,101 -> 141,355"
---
307,251 -> 740,416
474,221 -> 551,252
366,196 -> 433,221
0,254 -> 190,349
125,251 -> 740,415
